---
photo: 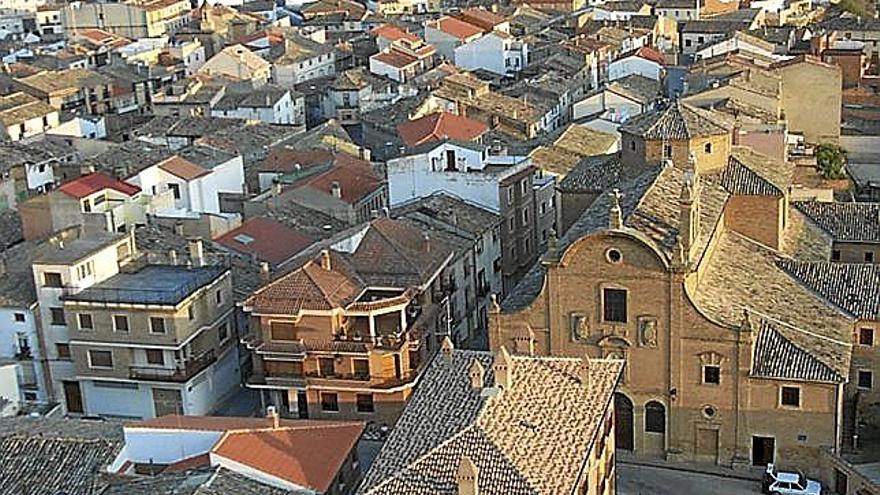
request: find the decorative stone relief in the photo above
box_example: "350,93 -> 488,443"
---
570,313 -> 590,342
638,316 -> 658,348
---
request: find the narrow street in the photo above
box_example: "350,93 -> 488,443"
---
618,463 -> 763,495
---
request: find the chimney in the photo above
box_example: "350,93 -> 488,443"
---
422,232 -> 430,252
457,456 -> 479,495
0,257 -> 6,276
188,238 -> 204,267
493,346 -> 513,389
174,222 -> 184,236
260,261 -> 270,283
168,249 -> 178,265
266,405 -> 280,429
441,335 -> 454,362
320,249 -> 331,270
330,181 -> 342,199
469,359 -> 485,390
579,355 -> 591,387
272,182 -> 283,197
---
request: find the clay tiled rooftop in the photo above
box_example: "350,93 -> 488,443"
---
358,347 -> 623,494
371,49 -> 419,69
795,201 -> 880,243
371,24 -> 421,44
129,414 -> 337,432
529,125 -> 617,177
59,171 -> 141,199
216,217 -> 314,265
752,319 -> 844,383
398,111 -> 488,147
427,16 -> 484,40
212,422 -> 365,493
290,153 -> 383,204
157,155 -> 211,181
777,261 -> 880,320
619,101 -> 732,140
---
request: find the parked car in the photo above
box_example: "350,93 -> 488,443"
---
762,464 -> 822,495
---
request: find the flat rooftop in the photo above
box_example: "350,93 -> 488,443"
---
66,265 -> 227,306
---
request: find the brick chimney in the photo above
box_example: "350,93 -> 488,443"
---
320,249 -> 331,270
457,456 -> 479,495
579,355 -> 591,387
441,335 -> 454,362
493,346 -> 513,389
330,180 -> 342,199
188,238 -> 204,267
469,359 -> 484,390
266,405 -> 280,429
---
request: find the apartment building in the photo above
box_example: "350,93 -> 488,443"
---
242,218 -> 455,424
61,0 -> 191,39
386,139 -> 556,294
62,246 -> 237,419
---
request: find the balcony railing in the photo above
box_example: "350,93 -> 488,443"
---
129,350 -> 216,382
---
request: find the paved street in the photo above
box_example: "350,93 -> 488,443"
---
618,463 -> 763,495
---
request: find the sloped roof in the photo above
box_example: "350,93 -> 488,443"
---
212,422 -> 365,493
719,153 -> 786,196
751,320 -> 844,383
426,16 -> 484,40
777,261 -> 880,321
529,125 -> 617,177
557,153 -> 623,193
795,201 -> 880,243
158,155 -> 211,181
358,349 -> 623,495
59,171 -> 141,199
293,154 -> 384,204
216,217 -> 314,265
619,101 -> 732,140
398,111 -> 488,147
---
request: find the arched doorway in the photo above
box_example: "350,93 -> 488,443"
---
644,400 -> 666,456
615,393 -> 634,451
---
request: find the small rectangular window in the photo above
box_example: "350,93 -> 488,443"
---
860,328 -> 874,346
88,349 -> 113,368
703,365 -> 720,384
187,306 -> 194,320
319,357 -> 335,377
43,272 -> 63,288
320,392 -> 339,412
356,393 -> 374,413
270,322 -> 296,341
866,252 -> 875,263
146,349 -> 164,365
113,315 -> 129,332
78,313 -> 93,330
215,290 -> 223,305
50,307 -> 65,326
56,343 -> 71,359
150,317 -> 166,334
603,288 -> 628,323
13,313 -> 25,322
831,250 -> 841,261
219,322 -> 229,342
858,370 -> 873,389
781,386 -> 800,407
353,358 -> 370,378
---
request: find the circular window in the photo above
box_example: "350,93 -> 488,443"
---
702,405 -> 717,419
606,248 -> 623,264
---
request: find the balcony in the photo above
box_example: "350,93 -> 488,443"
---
129,350 -> 216,382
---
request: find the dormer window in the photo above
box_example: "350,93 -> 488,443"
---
704,142 -> 712,154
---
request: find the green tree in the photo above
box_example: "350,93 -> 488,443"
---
816,143 -> 847,180
838,0 -> 875,18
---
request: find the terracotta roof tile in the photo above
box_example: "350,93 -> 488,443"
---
127,415 -> 316,431
59,172 -> 141,199
158,155 -> 211,181
212,422 -> 365,493
296,154 -> 384,204
427,16 -> 484,40
216,217 -> 315,265
371,24 -> 421,44
371,49 -> 419,69
397,111 -> 488,147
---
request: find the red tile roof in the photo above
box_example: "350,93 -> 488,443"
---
370,24 -> 421,44
59,172 -> 141,199
371,49 -> 419,69
397,111 -> 488,147
428,16 -> 484,40
158,156 -> 211,181
635,46 -> 666,65
296,154 -> 384,204
212,422 -> 365,493
457,8 -> 507,31
258,148 -> 334,173
216,217 -> 314,265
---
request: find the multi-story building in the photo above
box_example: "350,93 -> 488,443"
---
795,201 -> 880,264
271,34 -> 337,86
357,341 -> 624,495
242,218 -> 455,424
393,191 -> 504,348
386,139 -> 556,294
14,68 -> 114,115
61,245 -> 238,419
490,101 -> 863,479
61,0 -> 191,39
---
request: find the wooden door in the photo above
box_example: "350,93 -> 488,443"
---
696,428 -> 719,465
63,381 -> 83,414
615,393 -> 634,451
